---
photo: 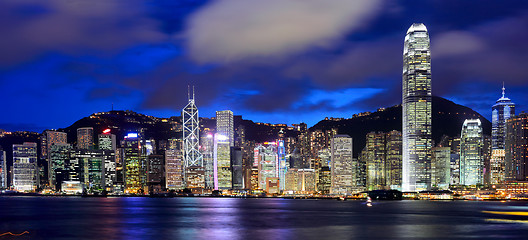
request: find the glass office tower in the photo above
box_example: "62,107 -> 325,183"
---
402,23 -> 432,191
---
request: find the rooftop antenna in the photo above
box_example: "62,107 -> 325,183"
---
502,82 -> 505,98
187,85 -> 190,100
192,85 -> 195,100
111,102 -> 114,111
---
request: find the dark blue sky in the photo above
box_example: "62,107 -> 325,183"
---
1,0 -> 527,132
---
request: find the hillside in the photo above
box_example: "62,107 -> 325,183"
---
311,96 -> 491,156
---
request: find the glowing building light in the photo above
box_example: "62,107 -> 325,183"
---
126,133 -> 138,138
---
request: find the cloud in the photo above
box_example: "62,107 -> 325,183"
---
432,31 -> 486,58
0,0 -> 166,67
185,0 -> 383,63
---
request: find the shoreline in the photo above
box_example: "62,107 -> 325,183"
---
0,193 -> 524,201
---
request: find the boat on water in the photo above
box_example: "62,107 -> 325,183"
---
366,196 -> 372,207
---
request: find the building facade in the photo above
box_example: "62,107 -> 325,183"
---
165,149 -> 184,190
431,147 -> 450,189
460,119 -> 484,185
215,134 -> 231,190
77,127 -> 94,150
505,113 -> 528,181
216,110 -> 234,147
402,23 -> 432,191
13,142 -> 38,192
330,135 -> 354,194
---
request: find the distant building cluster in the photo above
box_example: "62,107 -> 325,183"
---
1,24 -> 527,199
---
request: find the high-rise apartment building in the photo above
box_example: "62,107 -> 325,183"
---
216,110 -> 234,147
330,135 -> 354,194
460,119 -> 484,185
13,142 -> 38,192
402,23 -> 432,191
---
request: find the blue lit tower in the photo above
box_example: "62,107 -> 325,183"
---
490,84 -> 515,184
182,86 -> 203,170
492,84 -> 515,150
402,23 -> 432,191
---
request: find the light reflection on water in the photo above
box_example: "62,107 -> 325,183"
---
1,197 -> 528,239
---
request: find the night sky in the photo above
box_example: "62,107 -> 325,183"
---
1,0 -> 527,132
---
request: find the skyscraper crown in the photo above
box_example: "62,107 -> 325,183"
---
407,23 -> 428,34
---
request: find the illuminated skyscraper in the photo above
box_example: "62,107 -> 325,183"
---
165,149 -> 184,190
147,154 -> 164,193
69,149 -> 112,192
41,130 -> 67,161
214,134 -> 231,190
201,130 -> 215,189
431,147 -> 450,190
13,142 -> 38,192
505,113 -> 528,181
182,87 -> 202,170
122,133 -> 147,194
41,130 -> 67,186
490,84 -> 515,183
277,139 -> 287,191
492,84 -> 515,150
402,23 -> 432,191
330,135 -> 354,194
98,129 -> 116,151
255,143 -> 278,191
0,149 -> 6,189
216,110 -> 234,147
460,119 -> 484,185
77,127 -> 94,150
365,132 -> 386,191
49,143 -> 72,190
231,147 -> 243,189
490,149 -> 505,184
386,131 -> 402,190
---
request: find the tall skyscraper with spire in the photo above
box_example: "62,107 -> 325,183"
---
402,23 -> 432,191
182,86 -> 202,169
492,84 -> 515,149
490,84 -> 515,184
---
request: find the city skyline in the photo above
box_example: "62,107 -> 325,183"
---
1,0 -> 528,132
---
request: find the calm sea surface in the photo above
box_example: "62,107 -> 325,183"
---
1,197 -> 528,239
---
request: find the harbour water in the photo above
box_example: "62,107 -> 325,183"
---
1,197 -> 528,239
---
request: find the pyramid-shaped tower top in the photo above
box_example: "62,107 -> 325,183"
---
407,23 -> 428,34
